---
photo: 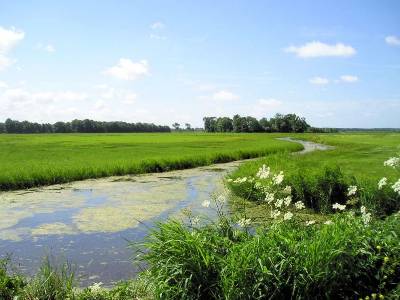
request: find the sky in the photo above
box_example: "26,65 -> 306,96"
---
0,0 -> 399,128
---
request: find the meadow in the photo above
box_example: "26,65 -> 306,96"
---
0,133 -> 301,190
1,132 -> 400,299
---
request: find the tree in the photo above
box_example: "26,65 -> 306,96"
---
246,116 -> 262,132
203,117 -> 217,132
203,113 -> 310,133
172,123 -> 181,131
184,123 -> 192,131
1,118 -> 171,134
259,118 -> 271,132
216,117 -> 233,132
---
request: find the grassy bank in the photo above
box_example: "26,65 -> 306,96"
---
0,133 -> 301,191
228,132 -> 400,218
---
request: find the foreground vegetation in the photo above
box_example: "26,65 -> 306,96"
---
0,133 -> 301,190
1,132 -> 399,299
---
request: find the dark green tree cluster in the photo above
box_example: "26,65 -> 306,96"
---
1,118 -> 170,134
203,113 -> 310,133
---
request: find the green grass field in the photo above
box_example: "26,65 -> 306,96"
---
231,132 -> 400,184
0,132 -> 302,190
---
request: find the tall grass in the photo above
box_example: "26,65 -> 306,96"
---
139,212 -> 400,299
0,257 -> 154,299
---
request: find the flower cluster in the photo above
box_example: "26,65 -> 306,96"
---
378,177 -> 387,189
392,179 -> 400,195
381,155 -> 400,196
256,164 -> 270,179
232,164 -> 307,223
332,202 -> 346,211
383,156 -> 400,169
360,206 -> 372,225
347,185 -> 357,197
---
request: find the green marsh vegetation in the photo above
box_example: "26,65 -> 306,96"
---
1,132 -> 400,299
0,132 -> 301,190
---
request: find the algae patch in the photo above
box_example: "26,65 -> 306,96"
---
31,222 -> 76,236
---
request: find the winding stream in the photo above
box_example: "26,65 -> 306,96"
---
0,138 -> 332,286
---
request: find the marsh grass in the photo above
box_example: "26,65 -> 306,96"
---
0,133 -> 301,190
0,257 -> 154,299
138,212 -> 400,299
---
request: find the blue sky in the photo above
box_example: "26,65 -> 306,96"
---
0,0 -> 399,128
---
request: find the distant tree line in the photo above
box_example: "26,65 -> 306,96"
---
203,113 -> 311,133
0,118 -> 170,134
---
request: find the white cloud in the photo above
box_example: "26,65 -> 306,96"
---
385,35 -> 400,46
212,90 -> 240,101
0,26 -> 24,70
0,85 -> 145,123
309,77 -> 329,85
0,26 -> 24,53
3,88 -> 87,104
36,43 -> 55,52
150,21 -> 165,30
103,58 -> 149,81
0,80 -> 7,88
285,41 -> 356,58
258,98 -> 282,108
340,75 -> 359,83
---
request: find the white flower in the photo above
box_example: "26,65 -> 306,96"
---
347,185 -> 357,197
294,201 -> 305,210
392,179 -> 400,195
324,220 -> 333,225
378,177 -> 387,190
233,177 -> 247,184
306,220 -> 315,226
360,206 -> 366,214
283,185 -> 292,195
216,194 -> 226,204
283,211 -> 293,221
275,198 -> 284,208
384,157 -> 400,169
202,200 -> 211,208
362,212 -> 372,225
265,192 -> 275,204
237,218 -> 251,227
227,178 -> 233,182
192,216 -> 200,225
254,182 -> 262,189
89,282 -> 103,292
332,202 -> 346,211
273,171 -> 284,185
284,196 -> 292,207
256,164 -> 270,179
271,209 -> 281,219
